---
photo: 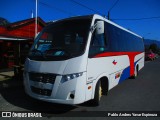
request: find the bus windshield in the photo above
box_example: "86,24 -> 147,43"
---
28,18 -> 91,61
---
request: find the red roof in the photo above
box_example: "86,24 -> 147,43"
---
0,17 -> 46,40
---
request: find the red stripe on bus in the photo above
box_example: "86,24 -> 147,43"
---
93,52 -> 142,76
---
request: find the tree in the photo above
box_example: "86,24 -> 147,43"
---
0,17 -> 10,26
149,43 -> 158,53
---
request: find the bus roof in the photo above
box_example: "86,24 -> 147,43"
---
93,14 -> 142,39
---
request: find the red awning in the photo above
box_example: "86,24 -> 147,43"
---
0,36 -> 28,41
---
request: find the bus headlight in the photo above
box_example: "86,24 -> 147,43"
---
61,72 -> 83,83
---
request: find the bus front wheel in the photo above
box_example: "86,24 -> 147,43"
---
91,80 -> 102,106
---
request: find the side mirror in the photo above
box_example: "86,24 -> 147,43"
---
96,21 -> 104,34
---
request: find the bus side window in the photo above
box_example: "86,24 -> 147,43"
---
89,30 -> 107,57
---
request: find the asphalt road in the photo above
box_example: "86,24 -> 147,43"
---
0,58 -> 160,118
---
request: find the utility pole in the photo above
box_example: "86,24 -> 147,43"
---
108,11 -> 110,20
107,0 -> 119,20
35,0 -> 38,37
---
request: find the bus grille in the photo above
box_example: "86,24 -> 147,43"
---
29,72 -> 56,84
31,86 -> 52,96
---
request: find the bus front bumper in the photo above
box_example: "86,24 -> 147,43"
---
23,71 -> 90,105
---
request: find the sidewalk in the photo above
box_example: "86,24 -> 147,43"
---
0,71 -> 14,80
0,70 -> 23,89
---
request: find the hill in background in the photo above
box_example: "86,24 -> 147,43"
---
144,39 -> 160,49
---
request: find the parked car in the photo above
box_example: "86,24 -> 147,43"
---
155,53 -> 159,59
157,50 -> 160,56
145,51 -> 156,61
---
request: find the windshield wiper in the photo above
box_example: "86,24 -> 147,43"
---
30,49 -> 45,58
44,47 -> 72,57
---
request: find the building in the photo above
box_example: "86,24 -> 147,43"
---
0,17 -> 46,69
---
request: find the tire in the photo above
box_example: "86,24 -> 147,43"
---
132,66 -> 138,79
91,80 -> 102,106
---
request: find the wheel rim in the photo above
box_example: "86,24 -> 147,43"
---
99,85 -> 102,100
135,67 -> 138,77
135,69 -> 137,77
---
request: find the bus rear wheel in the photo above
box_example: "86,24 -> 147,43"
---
133,66 -> 139,79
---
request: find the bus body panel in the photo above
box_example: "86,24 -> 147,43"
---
87,55 -> 129,89
63,54 -> 88,74
24,62 -> 87,104
89,52 -> 144,99
24,58 -> 68,74
134,52 -> 145,71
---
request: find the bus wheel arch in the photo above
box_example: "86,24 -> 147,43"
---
91,76 -> 109,106
100,77 -> 109,95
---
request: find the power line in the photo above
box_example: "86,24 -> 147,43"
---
40,1 -> 75,16
108,0 -> 120,20
112,16 -> 160,21
70,0 -> 103,15
32,0 -> 75,16
108,0 -> 120,12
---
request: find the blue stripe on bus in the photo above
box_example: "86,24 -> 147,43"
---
118,57 -> 143,83
118,66 -> 130,83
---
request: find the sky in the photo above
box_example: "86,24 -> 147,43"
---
0,0 -> 160,41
